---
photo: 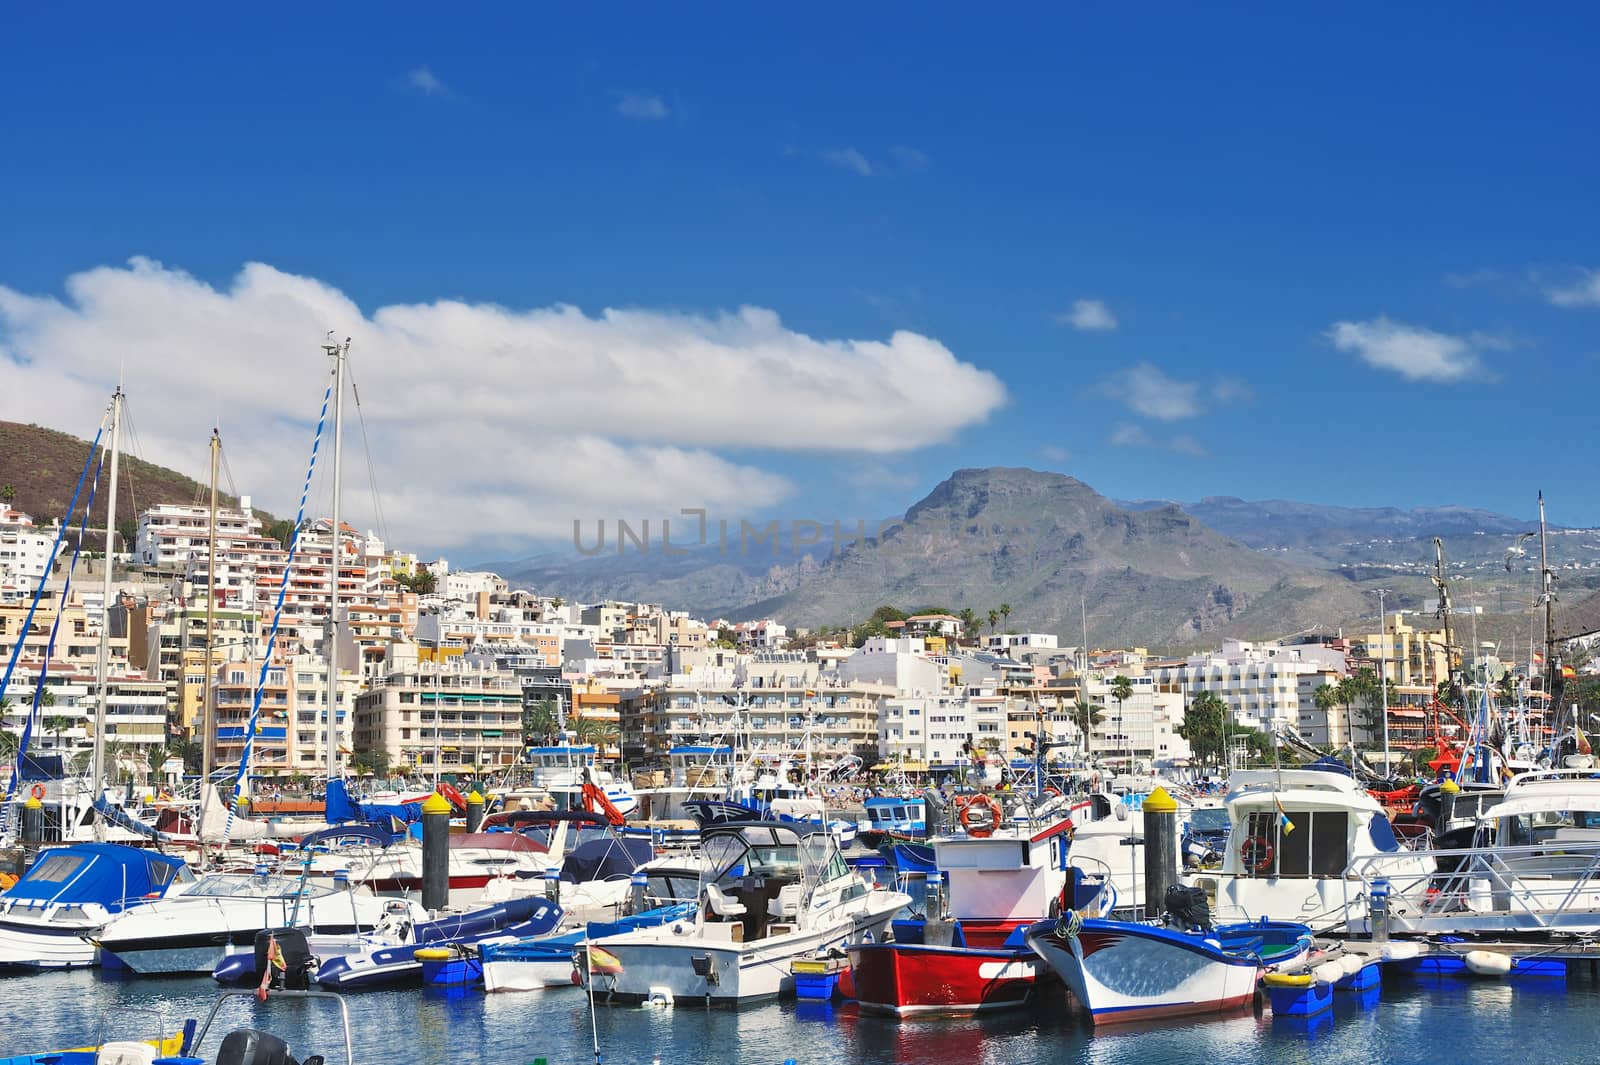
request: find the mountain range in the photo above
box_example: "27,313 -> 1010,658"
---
7,417 -> 1597,653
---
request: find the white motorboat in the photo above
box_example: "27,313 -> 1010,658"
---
92,868 -> 426,975
1354,768 -> 1600,935
581,821 -> 909,1006
1193,764 -> 1430,931
0,843 -> 194,970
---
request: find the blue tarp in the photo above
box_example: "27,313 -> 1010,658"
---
6,843 -> 186,912
560,837 -> 654,884
324,779 -> 422,826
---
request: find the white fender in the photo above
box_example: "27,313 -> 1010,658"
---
1464,950 -> 1512,977
1313,960 -> 1345,985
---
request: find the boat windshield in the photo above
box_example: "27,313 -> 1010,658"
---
184,874 -> 335,899
1499,808 -> 1600,847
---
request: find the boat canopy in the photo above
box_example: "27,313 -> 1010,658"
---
4,843 -> 187,911
324,779 -> 422,826
1487,792 -> 1600,822
559,837 -> 655,884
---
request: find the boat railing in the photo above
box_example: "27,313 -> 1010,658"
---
1343,837 -> 1600,933
192,988 -> 354,1065
94,1004 -> 173,1051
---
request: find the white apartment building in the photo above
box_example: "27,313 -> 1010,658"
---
0,510 -> 59,585
135,499 -> 263,568
354,644 -> 525,773
1149,639 -> 1348,734
985,632 -> 1059,654
837,637 -> 943,696
442,570 -> 508,599
1081,672 -> 1192,767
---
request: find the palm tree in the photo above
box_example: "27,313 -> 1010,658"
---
986,609 -> 1000,636
1109,675 -> 1134,765
572,716 -> 621,764
44,714 -> 74,751
999,603 -> 1012,633
1178,690 -> 1228,767
1073,699 -> 1105,757
957,608 -> 978,643
0,484 -> 15,505
522,699 -> 560,748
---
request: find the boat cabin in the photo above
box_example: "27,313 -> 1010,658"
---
931,819 -> 1075,945
667,744 -> 737,789
524,744 -> 600,789
1220,767 -> 1400,880
696,822 -> 864,942
860,797 -> 927,839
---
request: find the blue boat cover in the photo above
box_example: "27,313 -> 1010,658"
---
5,843 -> 186,912
325,779 -> 422,826
560,837 -> 654,884
15,754 -> 64,782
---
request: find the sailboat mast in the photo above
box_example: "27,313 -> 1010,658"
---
323,338 -> 348,785
91,387 -> 123,805
201,429 -> 219,814
1538,491 -> 1561,738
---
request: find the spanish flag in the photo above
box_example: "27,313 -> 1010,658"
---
588,945 -> 624,974
1274,796 -> 1296,835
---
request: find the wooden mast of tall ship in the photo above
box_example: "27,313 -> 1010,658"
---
323,337 -> 349,786
89,386 -> 123,831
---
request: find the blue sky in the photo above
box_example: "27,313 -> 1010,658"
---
2,6 -> 1597,556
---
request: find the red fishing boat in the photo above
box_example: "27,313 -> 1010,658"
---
845,815 -> 1083,1015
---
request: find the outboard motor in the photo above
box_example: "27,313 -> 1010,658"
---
216,1029 -> 296,1065
1162,885 -> 1212,932
253,927 -> 314,991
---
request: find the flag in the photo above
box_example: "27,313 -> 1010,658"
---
588,945 -> 624,974
1563,665 -> 1577,679
1274,797 -> 1296,835
1578,726 -> 1592,757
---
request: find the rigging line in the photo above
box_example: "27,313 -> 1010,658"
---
0,436 -> 108,834
117,398 -> 144,535
343,353 -> 390,548
0,414 -> 107,746
225,380 -> 334,839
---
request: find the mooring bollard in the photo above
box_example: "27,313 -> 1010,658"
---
22,792 -> 44,845
1142,786 -> 1179,920
421,792 -> 452,912
465,789 -> 485,833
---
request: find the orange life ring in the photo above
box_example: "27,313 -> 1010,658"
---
1240,836 -> 1275,873
959,794 -> 1002,838
1044,786 -> 1061,797
29,783 -> 45,800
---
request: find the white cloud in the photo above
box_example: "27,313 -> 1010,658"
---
616,92 -> 669,120
1327,316 -> 1482,382
406,66 -> 447,96
1057,298 -> 1117,332
1038,444 -> 1070,464
823,147 -> 875,177
1547,269 -> 1600,308
1109,423 -> 1204,457
842,462 -> 919,495
1210,377 -> 1253,404
1109,423 -> 1153,448
0,259 -> 1006,551
1101,362 -> 1199,421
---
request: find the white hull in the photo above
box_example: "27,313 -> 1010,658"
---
589,898 -> 902,1006
0,918 -> 100,969
483,957 -> 578,992
1029,925 -> 1259,1024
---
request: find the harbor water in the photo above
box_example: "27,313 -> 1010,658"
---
5,967 -> 1600,1065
